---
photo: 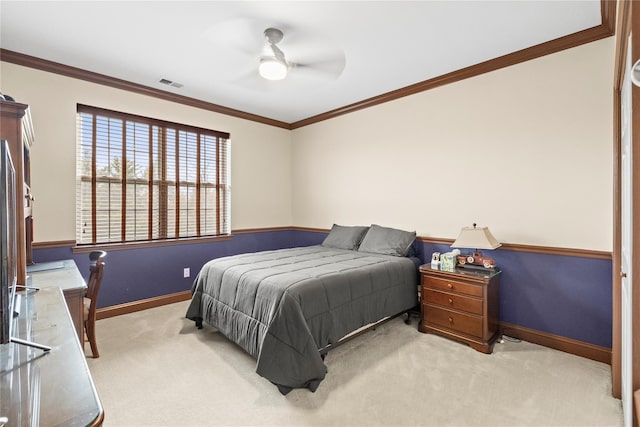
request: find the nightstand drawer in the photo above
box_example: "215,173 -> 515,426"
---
423,276 -> 483,297
424,305 -> 483,338
423,289 -> 483,315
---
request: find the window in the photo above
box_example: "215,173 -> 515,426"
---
76,105 -> 230,245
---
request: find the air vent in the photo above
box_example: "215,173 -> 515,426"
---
159,78 -> 183,89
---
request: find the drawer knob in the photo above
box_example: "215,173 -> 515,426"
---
447,283 -> 453,289
448,317 -> 454,324
448,298 -> 453,305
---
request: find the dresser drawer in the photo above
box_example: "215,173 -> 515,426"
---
423,289 -> 483,315
423,276 -> 483,297
424,305 -> 483,338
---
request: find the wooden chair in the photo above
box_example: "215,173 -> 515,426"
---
84,250 -> 106,358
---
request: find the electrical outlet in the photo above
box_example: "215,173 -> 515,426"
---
183,268 -> 190,278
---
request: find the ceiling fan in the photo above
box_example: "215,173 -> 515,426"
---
253,26 -> 345,83
204,21 -> 345,87
259,28 -> 289,81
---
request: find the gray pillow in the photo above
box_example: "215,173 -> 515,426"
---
358,224 -> 416,257
321,224 -> 370,250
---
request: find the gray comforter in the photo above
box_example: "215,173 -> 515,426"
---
185,245 -> 418,393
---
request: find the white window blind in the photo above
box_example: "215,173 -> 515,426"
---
76,105 -> 230,245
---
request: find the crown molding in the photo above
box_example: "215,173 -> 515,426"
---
0,1 -> 615,130
0,48 -> 291,130
290,1 -> 616,129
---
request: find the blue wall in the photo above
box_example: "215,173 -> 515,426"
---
32,230 -> 298,308
417,241 -> 612,348
32,229 -> 612,349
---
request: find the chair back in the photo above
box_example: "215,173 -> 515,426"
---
86,251 -> 107,304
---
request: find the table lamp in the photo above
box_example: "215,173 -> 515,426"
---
451,223 -> 501,270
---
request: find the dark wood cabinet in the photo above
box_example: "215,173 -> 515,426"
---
0,100 -> 34,286
419,265 -> 501,354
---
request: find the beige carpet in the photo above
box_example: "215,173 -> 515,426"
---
86,301 -> 622,427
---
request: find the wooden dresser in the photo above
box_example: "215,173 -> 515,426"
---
419,264 -> 501,354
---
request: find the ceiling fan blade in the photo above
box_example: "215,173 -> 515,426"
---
293,53 -> 346,80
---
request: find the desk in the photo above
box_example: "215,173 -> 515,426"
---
0,287 -> 104,426
27,260 -> 86,345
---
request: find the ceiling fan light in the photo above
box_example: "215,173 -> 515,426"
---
259,57 -> 288,81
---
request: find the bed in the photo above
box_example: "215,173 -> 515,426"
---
185,224 -> 419,394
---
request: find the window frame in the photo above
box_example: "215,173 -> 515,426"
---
75,104 -> 231,247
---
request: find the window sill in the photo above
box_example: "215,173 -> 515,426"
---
72,234 -> 233,253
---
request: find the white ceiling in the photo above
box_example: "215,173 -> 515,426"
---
0,1 -> 603,124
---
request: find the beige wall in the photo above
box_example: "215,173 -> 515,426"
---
0,62 -> 293,242
291,37 -> 615,251
1,36 -> 615,251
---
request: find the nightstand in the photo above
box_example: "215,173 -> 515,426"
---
419,264 -> 501,354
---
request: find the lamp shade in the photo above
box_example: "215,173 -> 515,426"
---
451,225 -> 501,250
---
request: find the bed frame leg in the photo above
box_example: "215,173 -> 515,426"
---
404,307 -> 420,325
195,318 -> 203,329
